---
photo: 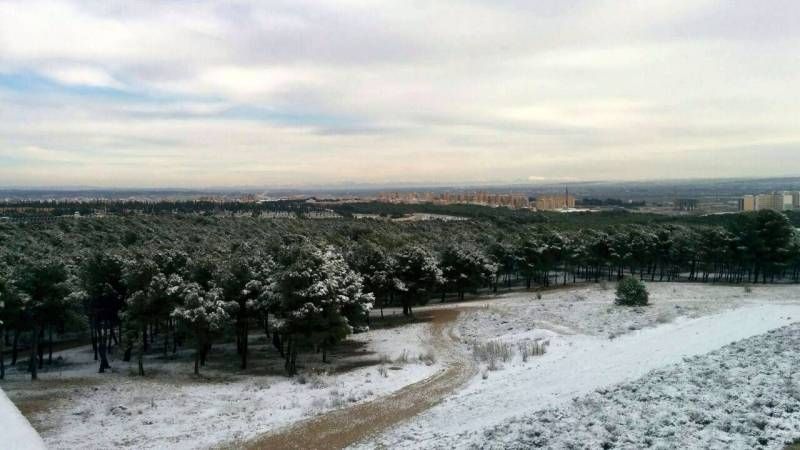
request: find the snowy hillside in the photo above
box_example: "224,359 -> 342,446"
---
0,388 -> 45,450
357,283 -> 800,448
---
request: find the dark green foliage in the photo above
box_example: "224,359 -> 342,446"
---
615,277 -> 649,306
0,206 -> 798,378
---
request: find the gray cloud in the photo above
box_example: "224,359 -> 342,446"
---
0,0 -> 799,187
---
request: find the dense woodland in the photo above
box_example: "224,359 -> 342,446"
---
0,207 -> 798,380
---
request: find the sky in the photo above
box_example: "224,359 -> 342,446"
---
1,0 -> 799,188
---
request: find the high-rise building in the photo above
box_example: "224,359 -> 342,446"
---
535,194 -> 576,211
739,192 -> 797,212
738,195 -> 756,212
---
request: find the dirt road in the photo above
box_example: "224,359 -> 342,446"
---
244,308 -> 475,450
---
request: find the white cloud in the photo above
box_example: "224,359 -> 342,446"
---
0,0 -> 799,187
43,66 -> 122,89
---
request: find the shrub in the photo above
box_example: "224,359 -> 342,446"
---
615,277 -> 649,306
418,351 -> 436,366
518,340 -> 547,362
472,341 -> 514,370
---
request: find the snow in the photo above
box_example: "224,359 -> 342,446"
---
3,324 -> 440,450
470,324 -> 800,449
0,388 -> 46,450
358,283 -> 800,448
7,282 -> 800,449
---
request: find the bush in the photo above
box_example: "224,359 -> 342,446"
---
615,277 -> 649,306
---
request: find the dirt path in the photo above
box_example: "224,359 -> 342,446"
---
244,308 -> 476,450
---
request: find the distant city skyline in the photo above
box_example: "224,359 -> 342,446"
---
2,1 -> 800,188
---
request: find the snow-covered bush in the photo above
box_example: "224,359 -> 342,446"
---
518,340 -> 547,362
472,341 -> 513,370
615,277 -> 649,306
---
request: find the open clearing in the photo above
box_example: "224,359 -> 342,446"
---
4,282 -> 800,449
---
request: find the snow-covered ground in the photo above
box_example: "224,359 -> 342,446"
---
470,323 -> 800,449
2,323 -> 440,450
6,282 -> 800,449
458,282 -> 790,339
0,388 -> 46,450
358,283 -> 800,448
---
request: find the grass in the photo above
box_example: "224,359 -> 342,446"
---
471,341 -> 513,370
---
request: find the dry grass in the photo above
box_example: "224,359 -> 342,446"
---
517,340 -> 547,362
472,341 -> 513,370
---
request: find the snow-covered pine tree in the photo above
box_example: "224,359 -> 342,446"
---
393,246 -> 443,316
441,245 -> 497,301
273,243 -> 373,375
170,278 -> 237,375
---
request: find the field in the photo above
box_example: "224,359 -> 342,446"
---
4,282 -> 800,449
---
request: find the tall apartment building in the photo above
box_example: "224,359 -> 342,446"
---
535,194 -> 576,211
739,192 -> 798,212
738,195 -> 756,212
376,191 -> 531,209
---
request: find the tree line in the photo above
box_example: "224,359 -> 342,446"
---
0,209 -> 798,380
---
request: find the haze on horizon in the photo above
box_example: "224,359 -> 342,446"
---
1,0 -> 799,188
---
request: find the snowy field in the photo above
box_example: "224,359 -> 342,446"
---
2,323 -> 440,449
357,283 -> 800,448
5,282 -> 800,449
467,323 -> 800,449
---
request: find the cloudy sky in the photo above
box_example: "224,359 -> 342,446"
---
1,0 -> 799,188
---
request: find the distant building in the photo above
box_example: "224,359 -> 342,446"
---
739,192 -> 797,212
376,190 -> 530,209
738,195 -> 756,212
674,198 -> 699,211
535,194 -> 576,211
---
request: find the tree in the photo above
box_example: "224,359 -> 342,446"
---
272,244 -> 373,375
441,245 -> 497,301
615,277 -> 649,306
15,260 -> 72,380
0,271 -> 27,380
218,251 -> 275,370
489,241 -> 517,290
120,257 -> 179,376
0,275 -> 10,380
393,246 -> 443,316
171,278 -> 237,375
79,253 -> 127,373
346,241 -> 395,318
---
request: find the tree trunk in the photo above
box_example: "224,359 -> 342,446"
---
194,348 -> 200,375
98,322 -> 110,373
136,326 -> 146,376
284,335 -> 293,374
163,323 -> 169,358
48,326 -> 53,365
91,319 -> 98,361
241,321 -> 249,370
0,324 -> 5,380
11,328 -> 19,365
272,333 -> 284,357
37,327 -> 44,370
29,326 -> 39,380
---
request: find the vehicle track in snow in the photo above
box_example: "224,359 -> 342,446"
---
244,308 -> 476,450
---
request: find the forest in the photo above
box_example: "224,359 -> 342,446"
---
0,208 -> 798,381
